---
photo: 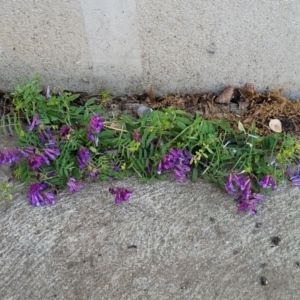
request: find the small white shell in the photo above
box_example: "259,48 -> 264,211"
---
269,119 -> 282,133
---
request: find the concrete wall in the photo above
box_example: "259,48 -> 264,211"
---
1,0 -> 300,97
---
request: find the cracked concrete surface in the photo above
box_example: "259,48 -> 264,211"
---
1,132 -> 300,300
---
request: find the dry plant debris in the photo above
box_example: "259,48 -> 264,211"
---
97,84 -> 300,136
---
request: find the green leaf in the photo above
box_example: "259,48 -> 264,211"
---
192,167 -> 198,182
74,107 -> 85,114
50,116 -> 59,122
65,94 -> 80,102
175,120 -> 187,130
84,97 -> 96,107
177,116 -> 192,125
90,146 -> 97,153
146,128 -> 159,147
238,121 -> 246,133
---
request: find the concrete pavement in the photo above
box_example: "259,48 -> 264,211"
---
1,133 -> 300,300
1,1 -> 300,98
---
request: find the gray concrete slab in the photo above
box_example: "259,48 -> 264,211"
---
1,1 -> 300,97
1,132 -> 300,299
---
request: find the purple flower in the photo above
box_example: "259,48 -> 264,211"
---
285,167 -> 292,179
18,147 -> 36,158
233,174 -> 250,191
60,125 -> 72,139
87,115 -> 104,142
0,149 -> 20,166
132,131 -> 141,142
174,168 -> 186,182
44,148 -> 60,161
28,115 -> 41,131
157,161 -> 163,175
225,174 -> 236,195
235,181 -> 252,203
28,182 -> 46,206
224,173 -> 253,198
174,164 -> 190,183
44,192 -> 57,205
172,149 -> 192,182
39,128 -> 53,143
109,187 -> 133,204
28,154 -> 49,170
46,171 -> 57,178
234,177 -> 264,214
77,147 -> 91,170
67,178 -> 83,193
146,164 -> 152,173
237,193 -> 264,214
157,148 -> 192,182
224,173 -> 267,213
45,139 -> 58,148
161,154 -> 174,170
39,131 -> 47,143
28,182 -> 56,206
286,166 -> 300,186
46,86 -> 51,99
258,175 -> 276,191
112,165 -> 121,172
90,115 -> 104,133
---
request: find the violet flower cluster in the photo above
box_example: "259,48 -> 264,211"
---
77,147 -> 98,177
286,167 -> 300,186
0,91 -> 137,208
60,125 -> 73,139
18,143 -> 60,171
77,147 -> 91,170
28,115 -> 41,131
225,173 -> 276,214
0,149 -> 20,166
157,148 -> 192,182
87,114 -> 104,142
67,177 -> 84,193
109,187 -> 133,204
28,182 -> 57,206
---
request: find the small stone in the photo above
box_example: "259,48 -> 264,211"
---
260,276 -> 268,285
271,236 -> 281,246
137,105 -> 153,118
255,222 -> 262,228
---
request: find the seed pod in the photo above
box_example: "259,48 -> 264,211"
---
269,119 -> 282,133
215,86 -> 234,104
